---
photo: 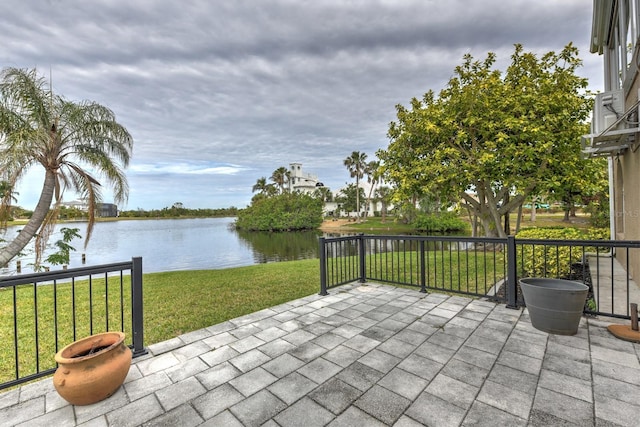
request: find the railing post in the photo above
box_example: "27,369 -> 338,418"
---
358,234 -> 366,283
506,235 -> 518,309
130,257 -> 147,356
419,240 -> 427,293
319,237 -> 328,295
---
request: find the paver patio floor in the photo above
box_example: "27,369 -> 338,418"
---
1,282 -> 639,426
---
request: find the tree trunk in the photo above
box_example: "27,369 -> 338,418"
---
355,176 -> 360,223
0,170 -> 55,267
530,203 -> 537,222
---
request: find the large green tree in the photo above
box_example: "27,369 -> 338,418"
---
0,67 -> 133,265
378,44 -> 591,237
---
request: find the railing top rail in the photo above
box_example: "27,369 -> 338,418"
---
514,238 -> 640,247
0,259 -> 135,288
322,234 -> 507,244
321,234 -> 640,248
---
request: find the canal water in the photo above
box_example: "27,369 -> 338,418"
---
2,217 -> 325,274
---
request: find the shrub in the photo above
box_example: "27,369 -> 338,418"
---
516,227 -> 609,278
235,192 -> 323,231
413,212 -> 468,233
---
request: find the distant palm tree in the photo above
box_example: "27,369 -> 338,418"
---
252,177 -> 269,194
343,151 -> 367,220
364,160 -> 380,217
375,186 -> 393,222
270,166 -> 290,194
0,67 -> 132,266
313,186 -> 332,202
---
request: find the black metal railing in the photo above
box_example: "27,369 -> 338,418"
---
0,257 -> 146,391
319,235 -> 640,320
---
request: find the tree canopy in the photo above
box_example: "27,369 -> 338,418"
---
0,67 -> 133,265
378,44 -> 592,237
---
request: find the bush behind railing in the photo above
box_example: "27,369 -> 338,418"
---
516,227 -> 610,278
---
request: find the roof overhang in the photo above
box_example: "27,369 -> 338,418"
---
591,0 -> 616,54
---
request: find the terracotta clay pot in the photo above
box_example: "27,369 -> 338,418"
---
53,331 -> 132,405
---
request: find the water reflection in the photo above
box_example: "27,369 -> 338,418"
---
234,229 -> 322,263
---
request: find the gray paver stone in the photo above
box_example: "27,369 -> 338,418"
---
538,369 -> 593,403
229,367 -> 278,397
532,387 -> 594,426
195,361 -> 242,390
124,371 -> 172,402
357,348 -> 401,374
321,344 -> 364,368
14,404 -> 73,427
326,406 -> 387,427
354,384 -> 411,425
298,357 -> 343,384
164,357 -> 210,383
192,383 -> 244,420
200,410 -> 243,427
405,392 -> 467,427
155,376 -> 207,411
268,372 -> 318,404
274,397 -> 335,427
461,401 -> 527,427
229,348 -> 271,372
230,389 -> 287,427
378,367 -> 428,400
426,373 -> 479,410
397,353 -> 443,382
141,403 -> 203,427
262,353 -> 305,378
287,341 -> 327,362
105,394 -> 164,427
308,378 -> 362,414
476,380 -> 533,419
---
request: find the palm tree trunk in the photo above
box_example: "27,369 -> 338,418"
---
355,176 -> 360,222
0,170 -> 56,267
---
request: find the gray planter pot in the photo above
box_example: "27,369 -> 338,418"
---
519,277 -> 589,336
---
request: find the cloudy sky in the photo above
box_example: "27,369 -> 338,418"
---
1,0 -> 600,210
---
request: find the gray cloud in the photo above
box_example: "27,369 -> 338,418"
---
1,0 -> 599,209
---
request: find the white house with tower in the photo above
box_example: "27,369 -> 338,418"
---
288,163 -> 324,193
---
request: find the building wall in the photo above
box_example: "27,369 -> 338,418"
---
616,72 -> 640,278
591,1 -> 640,280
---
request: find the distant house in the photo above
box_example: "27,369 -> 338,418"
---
61,199 -> 118,217
585,1 -> 640,278
288,163 -> 324,194
61,199 -> 89,212
97,203 -> 118,218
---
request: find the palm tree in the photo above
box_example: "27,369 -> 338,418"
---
313,186 -> 332,202
343,151 -> 367,220
0,67 -> 132,266
364,160 -> 380,217
270,166 -> 290,194
252,177 -> 269,194
375,186 -> 393,222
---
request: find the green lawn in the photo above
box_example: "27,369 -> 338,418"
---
0,259 -> 320,386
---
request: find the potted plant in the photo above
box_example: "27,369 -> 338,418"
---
53,331 -> 132,405
519,277 -> 589,335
